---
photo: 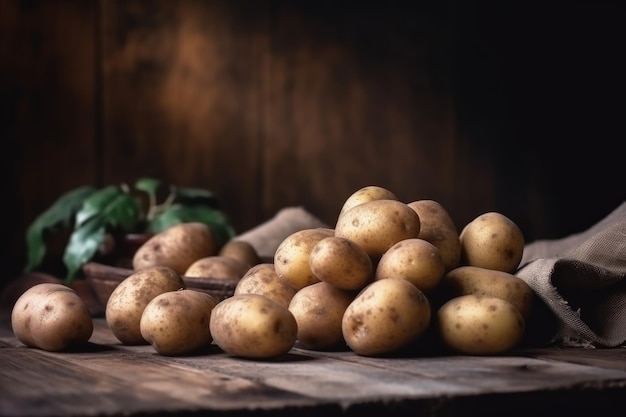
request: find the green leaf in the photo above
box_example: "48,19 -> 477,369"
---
75,185 -> 141,231
135,177 -> 161,196
63,217 -> 107,283
171,186 -> 220,209
24,186 -> 96,273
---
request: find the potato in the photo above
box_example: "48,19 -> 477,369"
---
342,278 -> 431,356
132,222 -> 218,275
440,266 -> 534,319
407,199 -> 461,273
218,239 -> 261,268
309,236 -> 373,291
209,294 -> 298,359
274,227 -> 335,290
234,263 -> 297,308
140,289 -> 218,356
184,255 -> 249,281
11,283 -> 93,351
335,199 -> 421,260
288,282 -> 356,350
459,212 -> 525,273
106,265 -> 185,345
436,294 -> 525,355
338,185 -> 398,220
375,238 -> 445,294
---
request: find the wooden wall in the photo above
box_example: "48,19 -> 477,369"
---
2,1 -> 624,287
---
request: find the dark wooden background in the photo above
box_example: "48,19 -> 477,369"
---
1,1 -> 624,290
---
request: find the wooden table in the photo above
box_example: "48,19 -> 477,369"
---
2,315 -> 626,417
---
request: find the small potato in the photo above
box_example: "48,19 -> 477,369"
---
436,294 -> 525,355
274,228 -> 335,290
338,185 -> 398,221
106,265 -> 185,345
375,238 -> 445,294
184,255 -> 249,282
209,294 -> 298,359
335,199 -> 421,260
407,199 -> 461,273
11,283 -> 93,351
441,266 -> 534,319
309,236 -> 373,291
289,282 -> 357,350
133,222 -> 218,275
459,212 -> 525,273
140,289 -> 218,356
218,239 -> 261,268
342,278 -> 431,356
234,263 -> 297,308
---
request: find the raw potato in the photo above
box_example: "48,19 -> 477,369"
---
441,265 -> 534,319
184,255 -> 249,281
342,278 -> 431,356
309,236 -> 373,291
218,239 -> 261,268
274,227 -> 335,290
234,263 -> 297,308
437,294 -> 525,355
133,222 -> 218,275
209,294 -> 298,359
335,199 -> 421,260
140,289 -> 218,356
375,238 -> 445,294
106,265 -> 185,345
338,185 -> 398,220
11,283 -> 93,351
407,199 -> 461,272
459,212 -> 525,273
288,282 -> 356,350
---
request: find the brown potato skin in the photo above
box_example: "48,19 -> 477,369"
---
337,185 -> 398,221
11,283 -> 93,351
218,240 -> 261,268
310,236 -> 373,291
234,263 -> 297,309
184,255 -> 249,281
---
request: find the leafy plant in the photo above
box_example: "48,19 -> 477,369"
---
24,178 -> 236,283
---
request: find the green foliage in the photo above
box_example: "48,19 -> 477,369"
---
24,178 -> 236,284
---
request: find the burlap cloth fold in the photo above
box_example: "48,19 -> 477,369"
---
239,203 -> 626,348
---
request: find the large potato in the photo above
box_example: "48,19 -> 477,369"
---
209,294 -> 298,359
459,212 -> 525,273
338,185 -> 398,220
375,238 -> 445,294
335,199 -> 421,260
342,278 -> 431,356
407,199 -> 461,273
309,236 -> 373,291
132,222 -> 218,275
288,282 -> 357,350
106,265 -> 185,345
11,283 -> 93,351
234,263 -> 297,309
440,265 -> 534,319
140,289 -> 218,356
274,228 -> 335,290
436,294 -> 525,355
184,255 -> 249,281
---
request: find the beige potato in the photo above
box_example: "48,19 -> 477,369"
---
106,265 -> 185,345
335,199 -> 421,260
436,294 -> 525,355
184,255 -> 249,281
274,227 -> 335,290
338,185 -> 398,220
309,236 -> 373,291
440,265 -> 534,319
407,199 -> 461,272
288,282 -> 357,350
459,212 -> 525,273
375,238 -> 445,294
218,239 -> 261,268
11,283 -> 93,351
140,289 -> 218,356
133,222 -> 218,275
209,294 -> 298,359
342,278 -> 431,356
234,263 -> 297,308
